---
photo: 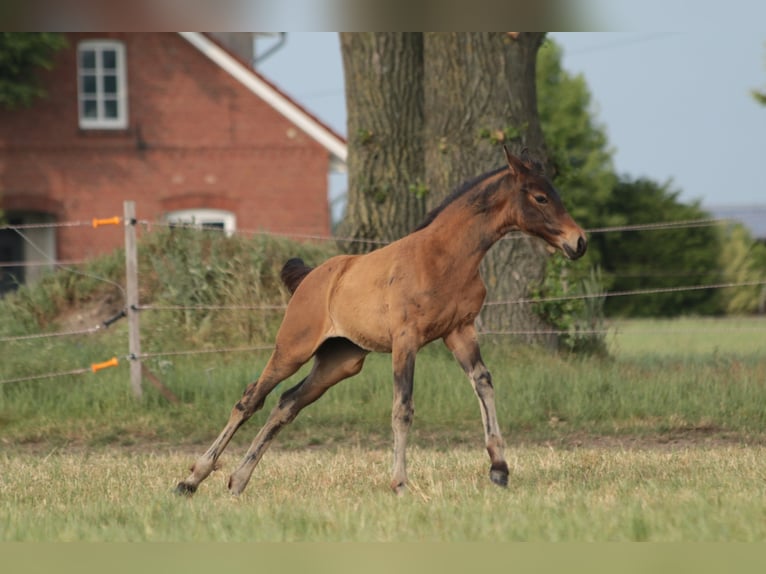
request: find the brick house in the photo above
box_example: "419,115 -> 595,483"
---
0,32 -> 347,294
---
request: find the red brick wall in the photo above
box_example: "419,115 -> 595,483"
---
0,33 -> 332,261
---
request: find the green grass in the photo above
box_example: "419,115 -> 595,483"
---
3,445 -> 766,541
607,316 -> 766,358
1,318 -> 765,449
1,322 -> 765,537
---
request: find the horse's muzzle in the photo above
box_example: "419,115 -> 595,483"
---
563,235 -> 587,260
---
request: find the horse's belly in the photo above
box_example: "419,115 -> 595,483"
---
327,306 -> 391,352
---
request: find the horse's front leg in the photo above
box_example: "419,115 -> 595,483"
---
390,343 -> 416,494
174,353 -> 302,496
444,325 -> 509,487
174,382 -> 261,496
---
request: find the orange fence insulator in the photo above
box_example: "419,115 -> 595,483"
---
91,357 -> 119,373
92,216 -> 121,228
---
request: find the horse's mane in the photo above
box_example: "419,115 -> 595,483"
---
415,165 -> 508,231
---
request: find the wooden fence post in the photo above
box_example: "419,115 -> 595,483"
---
124,201 -> 143,399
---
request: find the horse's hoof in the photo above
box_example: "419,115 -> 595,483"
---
489,464 -> 509,487
228,475 -> 245,496
174,482 -> 197,496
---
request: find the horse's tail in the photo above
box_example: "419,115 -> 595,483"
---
280,258 -> 314,295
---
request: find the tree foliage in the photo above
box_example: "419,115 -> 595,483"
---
594,177 -> 723,317
531,39 -> 613,343
534,39 -> 766,318
0,32 -> 67,110
536,39 -> 617,231
718,224 -> 766,314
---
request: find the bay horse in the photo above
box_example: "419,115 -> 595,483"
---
175,146 -> 587,496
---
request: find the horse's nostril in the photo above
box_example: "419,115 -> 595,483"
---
565,236 -> 587,260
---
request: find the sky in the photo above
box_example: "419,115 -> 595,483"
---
255,31 -> 766,213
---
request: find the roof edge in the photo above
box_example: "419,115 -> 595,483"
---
179,32 -> 347,164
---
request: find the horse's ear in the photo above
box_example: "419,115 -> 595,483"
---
503,144 -> 528,177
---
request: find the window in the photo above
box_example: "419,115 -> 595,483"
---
166,209 -> 237,237
77,40 -> 128,129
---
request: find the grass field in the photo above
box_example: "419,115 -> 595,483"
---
606,316 -> 766,358
4,445 -> 766,541
1,316 -> 765,541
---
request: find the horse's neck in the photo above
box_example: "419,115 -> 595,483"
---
422,197 -> 512,267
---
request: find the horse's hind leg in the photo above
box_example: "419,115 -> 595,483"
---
175,350 -> 306,495
390,343 -> 416,494
228,338 -> 367,495
444,325 -> 509,487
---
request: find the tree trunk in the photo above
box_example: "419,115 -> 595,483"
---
423,32 -> 556,345
338,33 -> 426,252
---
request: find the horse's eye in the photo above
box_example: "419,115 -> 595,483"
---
534,194 -> 548,205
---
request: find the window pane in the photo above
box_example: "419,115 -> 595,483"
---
102,75 -> 117,94
104,100 -> 118,118
80,50 -> 96,69
81,75 -> 97,94
102,49 -> 117,70
77,42 -> 126,128
82,99 -> 98,118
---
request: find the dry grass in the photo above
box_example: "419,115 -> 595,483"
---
3,444 -> 766,541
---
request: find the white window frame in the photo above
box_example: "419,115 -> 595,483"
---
166,209 -> 237,237
77,40 -> 128,130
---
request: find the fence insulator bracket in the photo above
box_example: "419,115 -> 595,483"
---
92,216 -> 121,228
91,357 -> 119,373
102,309 -> 127,328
